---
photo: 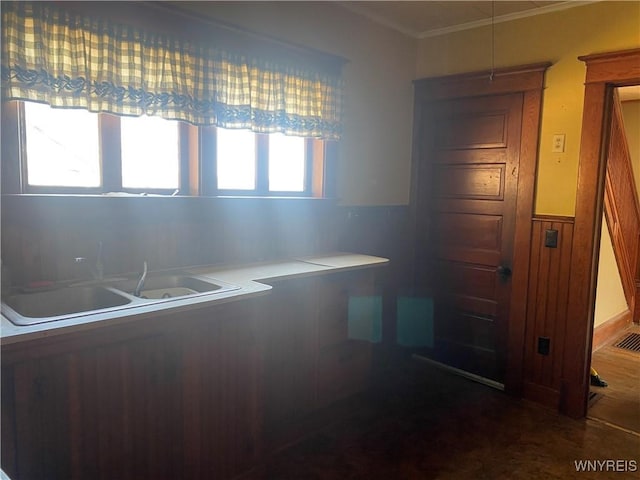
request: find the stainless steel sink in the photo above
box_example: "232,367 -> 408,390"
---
1,286 -> 133,326
1,272 -> 241,327
109,274 -> 238,300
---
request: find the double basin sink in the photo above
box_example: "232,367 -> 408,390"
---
1,272 -> 240,326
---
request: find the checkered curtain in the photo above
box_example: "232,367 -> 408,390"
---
1,2 -> 343,140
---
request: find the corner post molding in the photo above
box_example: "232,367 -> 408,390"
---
563,48 -> 640,418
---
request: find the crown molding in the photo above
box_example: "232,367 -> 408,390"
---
339,1 -> 600,40
418,1 -> 599,39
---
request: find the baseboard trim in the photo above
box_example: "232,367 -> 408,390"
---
522,381 -> 560,409
412,354 -> 505,391
592,309 -> 632,351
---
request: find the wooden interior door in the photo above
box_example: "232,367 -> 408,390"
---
417,92 -> 524,383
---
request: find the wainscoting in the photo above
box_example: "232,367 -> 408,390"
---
522,215 -> 575,408
1,196 -> 414,288
0,196 -> 336,286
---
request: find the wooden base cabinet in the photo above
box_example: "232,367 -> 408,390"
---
1,269 -> 380,479
262,278 -> 319,437
1,301 -> 263,480
316,272 -> 375,409
262,271 -> 377,447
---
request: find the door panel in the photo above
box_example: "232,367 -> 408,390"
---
434,164 -> 505,199
418,92 -> 523,382
434,112 -> 509,149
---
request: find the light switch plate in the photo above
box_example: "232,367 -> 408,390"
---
552,134 -> 566,153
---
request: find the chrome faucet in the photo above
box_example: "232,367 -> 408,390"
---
133,261 -> 148,297
74,240 -> 105,281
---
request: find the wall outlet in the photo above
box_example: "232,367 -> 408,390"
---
552,134 -> 566,153
538,337 -> 550,356
545,229 -> 558,248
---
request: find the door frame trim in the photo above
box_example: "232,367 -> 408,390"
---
563,48 -> 640,418
411,62 -> 551,396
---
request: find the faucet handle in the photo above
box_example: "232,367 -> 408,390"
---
133,260 -> 148,297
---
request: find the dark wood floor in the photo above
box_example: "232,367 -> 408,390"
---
590,325 -> 640,434
241,354 -> 640,480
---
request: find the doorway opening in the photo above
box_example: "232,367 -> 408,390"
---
588,85 -> 640,434
565,48 -> 640,418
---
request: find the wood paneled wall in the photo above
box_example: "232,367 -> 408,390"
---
1,196 -> 413,293
522,215 -> 574,408
1,196 -> 335,286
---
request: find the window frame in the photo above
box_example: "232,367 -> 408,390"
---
14,101 -> 189,195
200,127 -> 316,197
2,100 -> 333,199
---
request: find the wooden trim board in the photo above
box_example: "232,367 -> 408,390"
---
592,309 -> 632,352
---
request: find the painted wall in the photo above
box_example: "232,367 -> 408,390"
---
175,1 -> 417,206
594,215 -> 628,327
416,1 -> 640,216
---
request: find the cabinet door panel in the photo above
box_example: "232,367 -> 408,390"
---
316,272 -> 376,407
263,279 -> 318,431
181,303 -> 263,480
6,335 -> 183,480
317,340 -> 371,408
13,356 -> 73,480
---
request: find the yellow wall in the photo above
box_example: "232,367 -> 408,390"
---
175,1 -> 417,206
417,1 -> 640,216
594,215 -> 628,327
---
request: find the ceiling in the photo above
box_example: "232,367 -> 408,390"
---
338,1 -> 592,38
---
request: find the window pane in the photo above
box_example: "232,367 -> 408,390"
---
24,102 -> 100,187
268,133 -> 305,192
216,128 -> 256,190
121,116 -> 179,189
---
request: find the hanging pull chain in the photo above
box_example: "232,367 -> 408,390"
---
490,0 -> 495,82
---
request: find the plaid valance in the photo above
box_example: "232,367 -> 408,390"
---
1,2 -> 344,140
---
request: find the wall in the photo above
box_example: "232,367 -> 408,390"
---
594,215 -> 628,327
0,196 -> 333,286
416,1 -> 640,216
523,216 -> 574,408
174,1 -> 417,206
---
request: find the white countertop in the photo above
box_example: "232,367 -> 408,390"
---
1,253 -> 388,345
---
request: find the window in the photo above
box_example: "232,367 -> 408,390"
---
3,101 -> 331,197
211,128 -> 316,196
23,102 -> 101,188
18,102 -> 183,193
216,129 -> 257,191
268,134 -> 306,193
120,116 -> 180,190
2,2 -> 342,197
